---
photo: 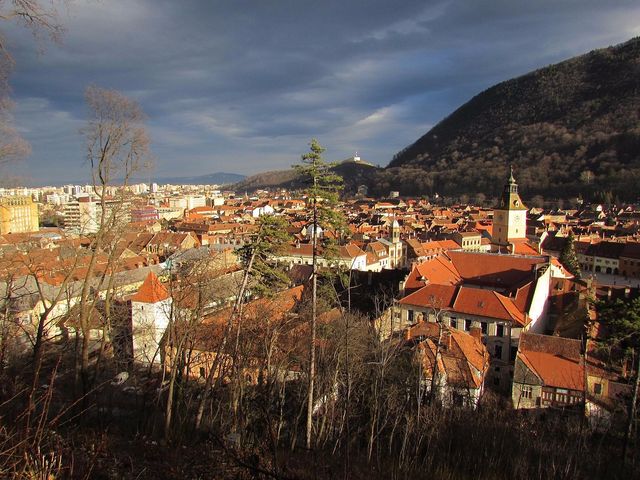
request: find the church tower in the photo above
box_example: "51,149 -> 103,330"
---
391,218 -> 400,244
493,166 -> 527,247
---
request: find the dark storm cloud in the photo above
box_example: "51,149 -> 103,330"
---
5,0 -> 640,184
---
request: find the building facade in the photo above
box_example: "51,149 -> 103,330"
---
0,196 -> 39,234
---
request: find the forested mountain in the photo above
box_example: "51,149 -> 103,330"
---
233,158 -> 380,193
377,37 -> 640,201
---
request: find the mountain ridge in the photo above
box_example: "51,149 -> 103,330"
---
232,158 -> 380,193
376,36 -> 640,201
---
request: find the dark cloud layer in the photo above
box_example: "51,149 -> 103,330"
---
5,0 -> 640,184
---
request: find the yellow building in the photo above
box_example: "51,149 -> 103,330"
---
0,196 -> 39,234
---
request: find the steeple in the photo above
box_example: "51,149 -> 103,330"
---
391,218 -> 400,243
492,165 -> 528,249
499,166 -> 526,210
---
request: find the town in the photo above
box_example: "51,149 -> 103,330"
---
1,1 -> 639,478
1,157 -> 639,477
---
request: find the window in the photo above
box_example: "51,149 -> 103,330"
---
464,319 -> 472,331
408,310 -> 414,323
450,318 -> 458,329
494,345 -> 503,358
496,324 -> 504,337
510,346 -> 518,361
594,383 -> 602,395
481,322 -> 488,334
521,386 -> 532,399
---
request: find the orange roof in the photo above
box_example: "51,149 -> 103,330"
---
400,284 -> 458,309
511,239 -> 540,256
519,350 -> 584,391
402,284 -> 527,326
130,272 -> 170,303
407,321 -> 489,389
454,287 -> 526,325
404,255 -> 462,291
446,251 -> 546,288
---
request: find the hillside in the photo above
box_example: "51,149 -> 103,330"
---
232,157 -> 380,193
379,37 -> 640,201
154,172 -> 245,186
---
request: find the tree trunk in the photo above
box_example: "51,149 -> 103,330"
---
429,318 -> 444,405
623,352 -> 640,463
194,249 -> 256,430
306,194 -> 318,449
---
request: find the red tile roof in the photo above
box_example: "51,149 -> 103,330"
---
407,321 -> 489,389
519,350 -> 584,391
130,272 -> 170,303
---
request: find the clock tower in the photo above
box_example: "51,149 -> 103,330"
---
493,166 -> 527,247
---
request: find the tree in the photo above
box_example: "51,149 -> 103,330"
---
294,139 -> 343,449
0,1 -> 65,169
597,297 -> 640,464
560,231 -> 581,279
194,214 -> 291,430
76,85 -> 150,392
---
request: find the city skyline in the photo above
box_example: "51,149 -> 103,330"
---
6,0 -> 640,184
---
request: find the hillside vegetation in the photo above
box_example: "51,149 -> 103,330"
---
233,159 -> 380,193
378,37 -> 640,200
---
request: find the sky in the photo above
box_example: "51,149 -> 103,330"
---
4,0 -> 640,185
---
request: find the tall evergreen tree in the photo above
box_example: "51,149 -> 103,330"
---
294,139 -> 343,449
597,297 -> 640,463
560,231 -> 581,278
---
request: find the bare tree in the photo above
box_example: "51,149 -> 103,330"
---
193,214 -> 291,431
75,85 -> 150,392
0,1 -> 65,169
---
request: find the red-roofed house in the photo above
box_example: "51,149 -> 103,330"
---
398,250 -> 571,390
513,332 -> 631,419
276,242 -> 368,271
405,321 -> 490,407
512,333 -> 584,409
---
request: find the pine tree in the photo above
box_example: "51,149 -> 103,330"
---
597,297 -> 640,463
294,139 -> 344,449
559,231 -> 581,278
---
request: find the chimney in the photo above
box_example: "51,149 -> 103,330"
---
442,331 -> 452,351
404,328 -> 411,341
470,326 -> 482,341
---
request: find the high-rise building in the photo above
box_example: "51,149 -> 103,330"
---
63,197 -> 131,234
0,196 -> 39,234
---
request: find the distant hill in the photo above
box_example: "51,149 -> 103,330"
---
232,156 -> 380,193
153,172 -> 245,186
378,36 -> 640,201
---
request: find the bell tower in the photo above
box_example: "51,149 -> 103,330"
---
391,218 -> 400,244
493,166 -> 527,247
